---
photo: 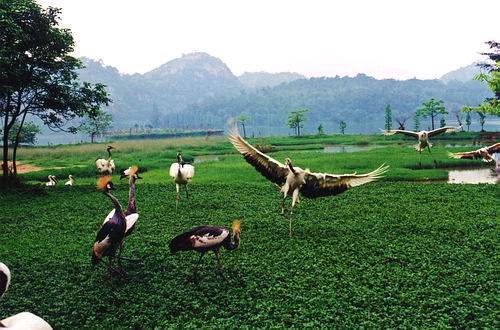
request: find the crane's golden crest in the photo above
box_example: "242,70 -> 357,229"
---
96,176 -> 112,190
129,166 -> 139,176
232,220 -> 241,234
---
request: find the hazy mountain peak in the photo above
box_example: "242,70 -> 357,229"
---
144,52 -> 237,80
238,71 -> 305,89
440,62 -> 482,83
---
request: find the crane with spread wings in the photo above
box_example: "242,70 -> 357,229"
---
227,121 -> 388,237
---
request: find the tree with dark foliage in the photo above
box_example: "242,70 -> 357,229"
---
0,0 -> 111,182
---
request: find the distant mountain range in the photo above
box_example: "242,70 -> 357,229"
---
75,53 -> 492,134
439,62 -> 482,83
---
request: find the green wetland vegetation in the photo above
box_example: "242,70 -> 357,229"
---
1,132 -> 498,328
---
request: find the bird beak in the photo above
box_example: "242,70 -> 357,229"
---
119,174 -> 126,180
136,175 -> 143,180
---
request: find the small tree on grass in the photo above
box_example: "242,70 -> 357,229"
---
384,104 -> 392,130
339,121 -> 347,135
79,111 -> 113,143
287,108 -> 308,136
465,112 -> 472,131
414,114 -> 421,131
477,109 -> 486,132
236,114 -> 250,138
8,122 -> 41,146
417,98 -> 448,130
317,124 -> 324,135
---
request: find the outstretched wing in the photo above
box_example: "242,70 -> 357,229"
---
300,164 -> 389,198
448,150 -> 480,160
428,126 -> 461,137
227,120 -> 288,185
381,129 -> 419,138
486,142 -> 500,154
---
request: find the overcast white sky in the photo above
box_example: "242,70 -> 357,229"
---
37,0 -> 499,80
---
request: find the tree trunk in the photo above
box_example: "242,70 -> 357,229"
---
297,123 -> 301,137
2,112 -> 9,180
91,132 -> 95,143
12,111 -> 28,176
242,123 -> 246,139
431,114 -> 435,130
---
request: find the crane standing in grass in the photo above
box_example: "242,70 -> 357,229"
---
103,166 -> 141,252
227,121 -> 388,237
0,262 -> 52,329
169,152 -> 195,210
65,175 -> 75,186
170,220 -> 241,282
95,146 -> 116,175
92,176 -> 127,278
45,175 -> 57,187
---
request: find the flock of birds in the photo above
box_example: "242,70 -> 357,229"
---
2,122 -> 499,329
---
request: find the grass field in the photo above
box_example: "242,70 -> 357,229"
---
0,133 -> 498,328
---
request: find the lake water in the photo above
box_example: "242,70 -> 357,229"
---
323,145 -> 382,153
448,168 -> 498,184
194,155 -> 220,163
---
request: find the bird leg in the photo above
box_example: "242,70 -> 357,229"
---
289,189 -> 299,237
280,198 -> 286,215
175,183 -> 180,211
185,184 -> 189,199
192,252 -> 205,283
214,249 -> 226,279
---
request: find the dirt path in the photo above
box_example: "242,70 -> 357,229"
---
2,161 -> 43,174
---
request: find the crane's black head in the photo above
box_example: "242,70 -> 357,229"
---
52,175 -> 57,183
176,152 -> 183,162
107,146 -> 115,151
97,176 -> 115,192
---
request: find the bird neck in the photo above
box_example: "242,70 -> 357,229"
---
288,163 -> 296,174
127,176 -> 137,214
104,191 -> 125,220
226,232 -> 240,251
107,148 -> 112,159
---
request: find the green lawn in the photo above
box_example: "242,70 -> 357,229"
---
0,133 -> 498,328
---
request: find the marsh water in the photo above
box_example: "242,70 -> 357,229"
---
448,167 -> 499,184
323,145 -> 383,153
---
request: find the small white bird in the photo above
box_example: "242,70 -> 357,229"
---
0,262 -> 52,329
96,146 -> 116,175
448,142 -> 500,163
169,153 -> 195,209
45,175 -> 57,187
382,126 -> 462,154
65,175 -> 75,186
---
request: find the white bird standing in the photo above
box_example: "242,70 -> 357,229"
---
0,262 -> 52,329
169,152 -> 195,209
448,142 -> 500,163
227,122 -> 389,237
64,175 -> 75,186
45,175 -> 57,187
95,146 -> 116,175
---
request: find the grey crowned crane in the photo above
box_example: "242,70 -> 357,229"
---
0,263 -> 53,329
170,220 -> 241,281
45,175 -> 57,187
227,122 -> 389,237
169,152 -> 195,209
382,126 -> 461,154
95,146 -> 116,175
104,166 -> 141,239
65,175 -> 75,186
448,142 -> 500,163
92,176 -> 127,277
